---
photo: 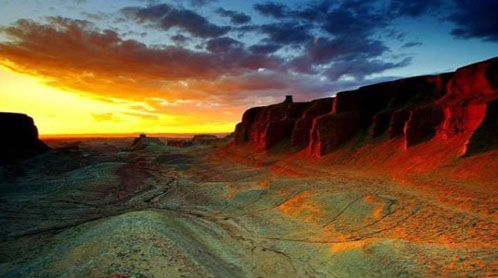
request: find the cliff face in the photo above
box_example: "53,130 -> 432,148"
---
0,112 -> 50,163
233,57 -> 498,158
234,102 -> 314,150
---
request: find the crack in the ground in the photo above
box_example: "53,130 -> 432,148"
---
321,194 -> 365,228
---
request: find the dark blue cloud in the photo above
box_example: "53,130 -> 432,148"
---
248,43 -> 282,54
253,2 -> 290,19
216,8 -> 251,24
171,34 -> 189,43
188,0 -> 217,7
325,57 -> 412,81
206,37 -> 243,53
123,4 -> 171,21
448,0 -> 498,41
288,37 -> 391,77
321,9 -> 386,37
251,1 -> 406,80
260,22 -> 313,45
115,0 -> 496,98
402,41 -> 423,48
122,4 -> 229,38
389,0 -> 442,17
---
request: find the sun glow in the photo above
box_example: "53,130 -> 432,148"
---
0,67 -> 236,136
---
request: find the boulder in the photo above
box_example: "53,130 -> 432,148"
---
0,112 -> 50,163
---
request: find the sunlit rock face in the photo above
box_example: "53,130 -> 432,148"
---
233,99 -> 312,150
291,98 -> 334,149
233,57 -> 498,157
0,112 -> 50,163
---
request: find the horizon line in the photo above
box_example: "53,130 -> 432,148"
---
40,132 -> 231,139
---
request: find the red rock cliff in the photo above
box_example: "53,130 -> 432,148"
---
233,57 -> 498,158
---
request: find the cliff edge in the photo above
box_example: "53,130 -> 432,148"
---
234,57 -> 498,159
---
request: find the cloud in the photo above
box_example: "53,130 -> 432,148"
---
448,0 -> 498,41
321,9 -> 386,37
206,37 -> 243,53
288,37 -> 390,75
253,2 -> 290,18
4,0 -> 454,127
187,0 -> 217,7
0,17 -> 282,103
402,41 -> 423,48
122,4 -> 230,38
260,22 -> 313,45
122,1 -> 418,83
250,0 -> 412,78
248,43 -> 282,54
171,34 -> 189,43
0,16 -> 353,109
216,8 -> 251,24
325,57 -> 412,81
389,0 -> 441,17
92,113 -> 121,122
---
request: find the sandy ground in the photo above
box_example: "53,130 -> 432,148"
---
0,138 -> 497,277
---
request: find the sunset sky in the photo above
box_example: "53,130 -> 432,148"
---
0,0 -> 497,135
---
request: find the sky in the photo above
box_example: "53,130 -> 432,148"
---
0,0 -> 497,135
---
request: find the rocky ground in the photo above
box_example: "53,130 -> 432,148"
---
0,138 -> 497,277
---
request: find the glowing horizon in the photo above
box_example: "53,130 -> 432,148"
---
0,66 -> 237,135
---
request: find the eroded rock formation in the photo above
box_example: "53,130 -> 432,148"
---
131,134 -> 164,150
291,98 -> 333,149
192,134 -> 219,145
167,139 -> 193,148
0,112 -> 50,163
463,99 -> 498,156
233,57 -> 498,157
234,98 -> 312,150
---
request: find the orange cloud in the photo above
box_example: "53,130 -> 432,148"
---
0,17 -> 338,134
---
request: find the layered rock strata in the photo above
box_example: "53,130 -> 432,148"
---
233,58 -> 498,157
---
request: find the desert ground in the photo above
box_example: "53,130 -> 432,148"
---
1,137 -> 496,277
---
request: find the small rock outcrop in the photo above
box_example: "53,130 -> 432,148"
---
165,134 -> 223,148
167,139 -> 193,148
283,95 -> 294,104
0,112 -> 50,163
191,134 -> 219,145
131,134 -> 164,150
233,57 -> 498,158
